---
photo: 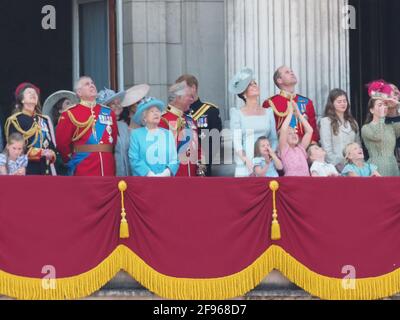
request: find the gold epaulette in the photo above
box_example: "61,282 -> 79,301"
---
204,102 -> 219,109
4,112 -> 41,147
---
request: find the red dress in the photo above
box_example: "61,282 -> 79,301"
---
56,102 -> 118,176
263,90 -> 320,143
159,105 -> 201,177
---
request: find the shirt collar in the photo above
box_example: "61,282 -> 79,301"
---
167,104 -> 184,117
80,100 -> 97,108
280,90 -> 297,100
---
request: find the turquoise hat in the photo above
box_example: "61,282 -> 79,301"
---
132,97 -> 166,126
228,67 -> 254,95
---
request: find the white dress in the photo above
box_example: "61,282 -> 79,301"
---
230,108 -> 278,177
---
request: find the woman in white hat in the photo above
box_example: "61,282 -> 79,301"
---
229,67 -> 278,177
42,90 -> 79,126
128,97 -> 179,177
121,84 -> 150,130
42,90 -> 80,175
97,84 -> 150,176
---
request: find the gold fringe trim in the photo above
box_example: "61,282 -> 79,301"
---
0,246 -> 125,300
1,245 -> 400,300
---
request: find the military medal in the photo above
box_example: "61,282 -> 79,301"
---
204,117 -> 208,128
106,125 -> 113,143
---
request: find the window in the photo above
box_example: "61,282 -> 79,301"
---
73,0 -> 118,89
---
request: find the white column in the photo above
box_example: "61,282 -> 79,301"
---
226,0 -> 350,119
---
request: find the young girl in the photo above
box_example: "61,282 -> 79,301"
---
252,136 -> 283,177
341,142 -> 381,177
0,132 -> 28,176
279,102 -> 313,176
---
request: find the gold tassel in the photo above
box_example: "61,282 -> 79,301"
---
118,181 -> 130,239
269,180 -> 281,240
271,220 -> 281,241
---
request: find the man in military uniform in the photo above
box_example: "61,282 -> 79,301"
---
159,81 -> 203,177
263,66 -> 319,143
56,76 -> 118,176
176,75 -> 222,177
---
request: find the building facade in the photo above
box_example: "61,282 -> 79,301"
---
122,0 -> 349,126
1,0 -> 399,131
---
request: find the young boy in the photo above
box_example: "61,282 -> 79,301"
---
307,144 -> 339,177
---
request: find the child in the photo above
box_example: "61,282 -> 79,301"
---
279,102 -> 313,176
341,142 -> 381,177
0,132 -> 28,176
307,144 -> 339,177
252,136 -> 283,177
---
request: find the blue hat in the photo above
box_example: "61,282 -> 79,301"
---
97,88 -> 126,105
132,97 -> 166,126
228,67 -> 254,95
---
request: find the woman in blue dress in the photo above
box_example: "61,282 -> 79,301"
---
229,67 -> 278,177
128,97 -> 179,177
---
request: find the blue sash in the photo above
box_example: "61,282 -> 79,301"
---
67,106 -> 111,175
290,96 -> 309,128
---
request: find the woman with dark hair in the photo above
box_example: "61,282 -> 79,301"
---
229,67 -> 278,177
4,82 -> 57,175
319,88 -> 360,171
361,81 -> 400,176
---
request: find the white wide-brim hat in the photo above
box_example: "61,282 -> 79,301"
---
121,84 -> 150,107
42,90 -> 79,118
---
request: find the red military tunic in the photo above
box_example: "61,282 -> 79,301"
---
56,101 -> 118,176
159,105 -> 201,177
263,90 -> 320,143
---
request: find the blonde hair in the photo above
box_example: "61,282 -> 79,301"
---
2,133 -> 25,174
343,142 -> 360,163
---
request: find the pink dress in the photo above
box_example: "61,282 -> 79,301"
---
280,144 -> 310,176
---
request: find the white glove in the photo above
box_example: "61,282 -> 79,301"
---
156,168 -> 171,177
147,171 -> 156,177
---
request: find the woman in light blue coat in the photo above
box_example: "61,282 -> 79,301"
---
229,67 -> 278,177
128,97 -> 179,177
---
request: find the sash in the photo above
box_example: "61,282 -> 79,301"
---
67,106 -> 111,175
289,96 -> 309,129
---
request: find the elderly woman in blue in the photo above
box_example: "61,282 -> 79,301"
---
128,97 -> 179,177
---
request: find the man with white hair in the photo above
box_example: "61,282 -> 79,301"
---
56,76 -> 118,176
159,81 -> 204,176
